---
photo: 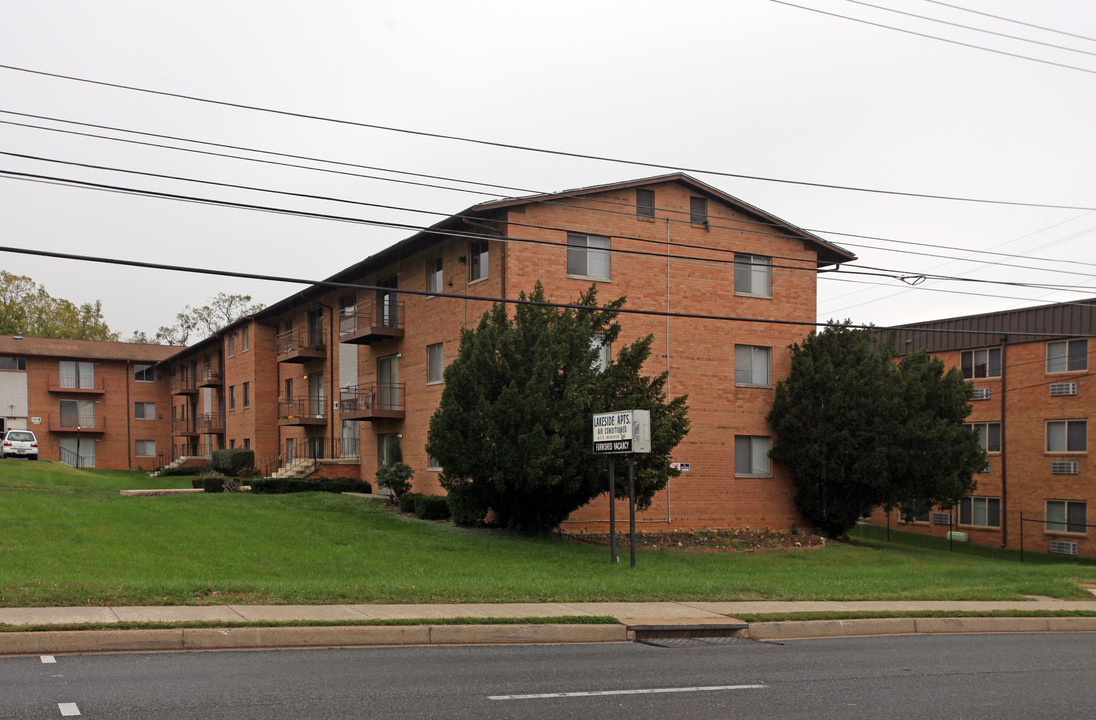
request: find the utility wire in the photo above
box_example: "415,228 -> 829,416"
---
6,108 -> 1096,275
770,0 -> 1096,76
2,242 -> 1091,339
0,63 -> 1092,211
921,0 -> 1096,45
847,0 -> 1096,58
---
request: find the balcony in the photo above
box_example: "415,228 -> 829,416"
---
339,299 -> 405,345
277,328 -> 326,363
339,382 -> 405,421
172,418 -> 199,437
198,413 -> 225,434
47,375 -> 105,394
170,375 -> 198,395
48,414 -> 106,433
278,396 -> 328,426
196,366 -> 223,387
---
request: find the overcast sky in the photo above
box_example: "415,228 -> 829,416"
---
1,0 -> 1094,339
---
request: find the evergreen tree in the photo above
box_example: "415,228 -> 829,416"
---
427,283 -> 689,533
768,322 -> 984,537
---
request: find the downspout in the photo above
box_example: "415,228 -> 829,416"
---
257,319 -> 283,469
126,360 -> 133,470
665,216 -> 672,523
999,334 -> 1009,547
316,301 -> 335,457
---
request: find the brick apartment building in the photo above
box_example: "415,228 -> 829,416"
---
867,299 -> 1096,557
0,335 -> 176,469
2,173 -> 855,531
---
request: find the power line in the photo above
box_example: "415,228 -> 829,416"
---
2,242 -> 1091,339
770,0 -> 1096,75
846,0 -> 1096,58
8,108 -> 1096,277
921,0 -> 1096,45
0,63 -> 1092,211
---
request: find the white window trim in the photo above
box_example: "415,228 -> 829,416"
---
1046,419 -> 1087,454
566,233 -> 611,282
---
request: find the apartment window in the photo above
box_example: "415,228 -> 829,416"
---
469,240 -> 489,282
735,346 -> 772,387
229,439 -> 236,449
690,196 -> 708,225
960,496 -> 1001,528
1047,420 -> 1086,453
242,325 -> 250,352
242,381 -> 250,409
591,335 -> 610,373
0,356 -> 26,371
735,254 -> 772,297
244,438 -> 251,450
284,378 -> 293,400
1046,500 -> 1087,534
427,257 -> 444,294
229,385 -> 236,412
636,188 -> 655,219
427,343 -> 444,384
960,348 -> 1001,379
134,402 -> 155,420
566,233 -> 610,280
965,422 -> 1001,453
134,364 -> 155,382
135,440 -> 156,457
378,433 -> 401,466
735,436 -> 771,477
1047,339 -> 1087,374
60,361 -> 95,389
228,334 -> 235,357
428,454 -> 442,471
899,505 -> 931,523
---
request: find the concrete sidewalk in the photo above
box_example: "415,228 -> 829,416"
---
3,600 -> 1096,656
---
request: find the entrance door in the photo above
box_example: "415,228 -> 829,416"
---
377,356 -> 399,410
378,276 -> 398,328
341,419 -> 358,459
308,372 -> 325,417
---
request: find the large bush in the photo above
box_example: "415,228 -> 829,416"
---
414,495 -> 451,521
209,448 -> 254,477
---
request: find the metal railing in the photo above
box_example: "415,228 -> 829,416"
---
170,374 -> 197,393
49,414 -> 105,432
198,413 -> 225,432
278,395 -> 326,420
48,374 -> 105,392
339,298 -> 404,335
340,382 -> 404,413
276,328 -> 325,356
197,365 -> 223,385
172,418 -> 198,435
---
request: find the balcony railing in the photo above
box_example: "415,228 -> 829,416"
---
170,374 -> 198,395
196,366 -> 223,387
339,299 -> 405,345
340,382 -> 405,420
198,413 -> 225,433
276,328 -> 326,363
48,414 -> 106,433
172,418 -> 199,436
47,375 -> 106,393
278,395 -> 328,426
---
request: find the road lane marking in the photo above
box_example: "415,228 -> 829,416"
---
489,684 -> 767,700
41,655 -> 57,664
58,702 -> 81,716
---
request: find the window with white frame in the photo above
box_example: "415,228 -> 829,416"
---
566,233 -> 610,280
134,364 -> 155,382
1047,419 -> 1086,453
960,348 -> 1001,379
135,440 -> 156,457
690,196 -> 708,225
734,254 -> 771,297
228,334 -> 235,357
1047,339 -> 1087,373
735,345 -> 771,387
734,436 -> 771,477
0,356 -> 26,371
428,454 -> 442,471
427,343 -> 444,384
242,325 -> 250,352
242,381 -> 250,409
960,496 -> 1001,528
590,335 -> 610,372
469,240 -> 489,282
964,422 -> 1001,453
427,256 -> 443,294
228,385 -> 236,412
1046,500 -> 1087,533
134,402 -> 155,420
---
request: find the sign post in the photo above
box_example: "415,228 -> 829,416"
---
592,410 -> 651,567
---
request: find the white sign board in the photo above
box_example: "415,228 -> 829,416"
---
592,409 -> 651,454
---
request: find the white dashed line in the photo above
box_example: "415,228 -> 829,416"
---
58,702 -> 81,716
41,655 -> 57,664
489,683 -> 767,700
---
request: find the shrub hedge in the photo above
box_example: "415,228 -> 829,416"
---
414,495 -> 451,521
249,477 -> 372,495
210,448 -> 255,477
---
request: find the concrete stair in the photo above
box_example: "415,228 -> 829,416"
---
271,458 -> 318,479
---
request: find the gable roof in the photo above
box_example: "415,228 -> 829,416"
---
0,335 -> 178,363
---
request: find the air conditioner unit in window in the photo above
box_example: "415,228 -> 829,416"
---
931,512 -> 952,525
1050,382 -> 1078,397
1049,540 -> 1078,555
1051,461 -> 1079,475
972,388 -> 991,401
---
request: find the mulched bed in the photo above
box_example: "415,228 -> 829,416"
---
568,527 -> 825,552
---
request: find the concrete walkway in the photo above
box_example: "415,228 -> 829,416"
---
3,600 -> 1096,656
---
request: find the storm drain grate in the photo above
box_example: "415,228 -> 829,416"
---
638,635 -> 765,648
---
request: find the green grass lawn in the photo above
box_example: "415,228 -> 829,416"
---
2,461 -> 1095,607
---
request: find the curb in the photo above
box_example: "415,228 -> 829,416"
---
746,616 -> 1096,640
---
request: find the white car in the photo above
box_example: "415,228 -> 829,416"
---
1,430 -> 38,460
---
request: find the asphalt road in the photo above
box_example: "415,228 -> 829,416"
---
3,633 -> 1094,719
